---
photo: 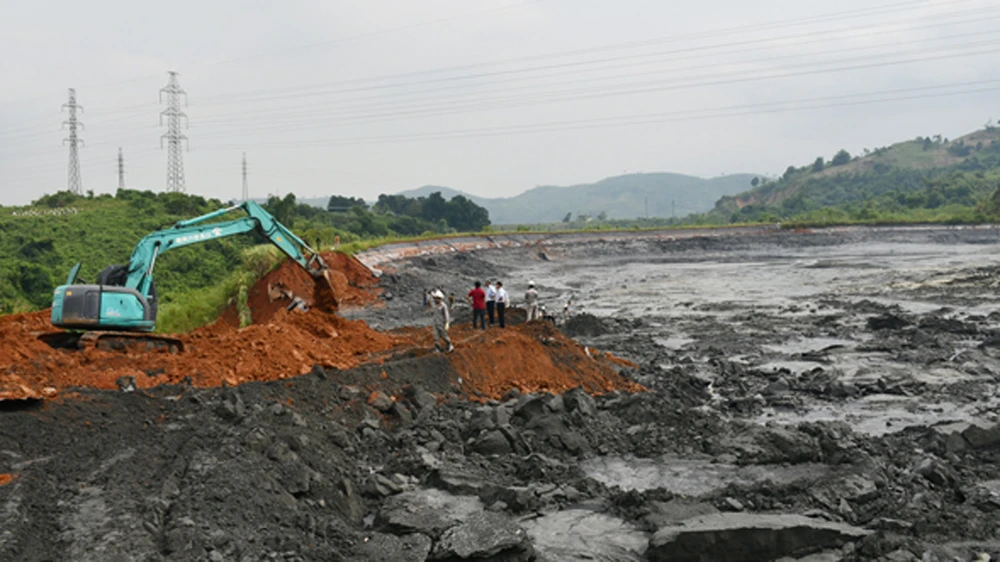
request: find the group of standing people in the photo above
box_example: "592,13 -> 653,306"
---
428,279 -> 570,352
464,278 -> 544,330
469,279 -> 510,328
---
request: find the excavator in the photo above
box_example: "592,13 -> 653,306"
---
45,200 -> 336,353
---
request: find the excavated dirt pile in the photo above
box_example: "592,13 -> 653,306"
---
220,251 -> 382,326
0,252 -> 637,404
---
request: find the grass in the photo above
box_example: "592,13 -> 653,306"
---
156,245 -> 284,334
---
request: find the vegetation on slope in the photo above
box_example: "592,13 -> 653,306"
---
0,189 -> 490,327
708,127 -> 1000,225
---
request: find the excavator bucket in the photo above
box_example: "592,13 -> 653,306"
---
312,268 -> 339,312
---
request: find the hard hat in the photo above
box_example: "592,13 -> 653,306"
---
528,281 -> 535,287
432,290 -> 445,299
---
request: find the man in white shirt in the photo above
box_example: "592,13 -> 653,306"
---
485,279 -> 497,326
524,281 -> 539,321
495,281 -> 509,328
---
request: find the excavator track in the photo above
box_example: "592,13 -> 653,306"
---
38,331 -> 183,354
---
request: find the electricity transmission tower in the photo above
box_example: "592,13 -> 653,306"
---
159,71 -> 188,192
117,147 -> 125,189
242,152 -> 248,201
62,88 -> 84,195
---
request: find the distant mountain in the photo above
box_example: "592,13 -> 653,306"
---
711,127 -> 1000,222
398,173 -> 758,225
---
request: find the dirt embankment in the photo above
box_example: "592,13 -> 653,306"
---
0,252 -> 637,403
219,250 -> 382,327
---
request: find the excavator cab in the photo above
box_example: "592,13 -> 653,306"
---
51,263 -> 157,331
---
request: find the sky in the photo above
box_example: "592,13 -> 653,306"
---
1,0 -> 999,206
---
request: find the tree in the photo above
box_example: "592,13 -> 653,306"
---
596,211 -> 608,221
263,193 -> 297,227
327,195 -> 366,212
812,157 -> 825,173
831,150 -> 851,166
562,212 -> 572,223
751,177 -> 760,187
783,166 -> 797,180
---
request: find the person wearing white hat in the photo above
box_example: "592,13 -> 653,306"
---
430,290 -> 454,352
524,281 -> 540,322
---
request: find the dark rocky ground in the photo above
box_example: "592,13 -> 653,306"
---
5,227 -> 1000,561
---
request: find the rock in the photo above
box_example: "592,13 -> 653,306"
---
392,402 -> 413,426
962,480 -> 1000,512
430,512 -> 533,561
381,489 -> 483,538
546,393 -> 565,413
867,314 -> 910,331
563,388 -> 598,416
428,466 -> 489,496
215,392 -> 245,422
872,518 -> 913,532
835,475 -> 879,503
354,532 -> 432,561
472,430 -> 513,456
645,500 -> 720,528
647,513 -> 871,562
116,376 -> 136,393
492,404 -> 512,427
723,498 -> 745,512
279,461 -> 311,495
883,550 -> 919,562
366,474 -> 402,497
558,431 -> 589,454
961,423 -> 1000,449
368,391 -> 394,413
521,509 -> 649,561
513,394 -> 547,421
914,457 -> 956,487
944,431 -> 970,454
406,387 -> 438,411
468,407 -> 496,433
764,377 -> 791,396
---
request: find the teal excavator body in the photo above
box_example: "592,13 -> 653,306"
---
50,201 -> 329,342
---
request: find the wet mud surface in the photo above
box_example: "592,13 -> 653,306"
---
6,226 -> 1000,561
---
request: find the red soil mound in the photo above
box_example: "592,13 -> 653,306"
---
0,474 -> 15,487
385,320 -> 642,401
220,251 -> 380,327
446,322 -> 642,400
0,252 -> 638,404
0,308 -> 400,395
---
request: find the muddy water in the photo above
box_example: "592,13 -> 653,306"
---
582,455 -> 827,495
521,508 -> 648,561
526,240 -> 1000,317
524,236 -> 1000,437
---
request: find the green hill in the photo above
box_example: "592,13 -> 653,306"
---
0,190 -> 254,316
712,128 -> 1000,224
399,172 -> 758,225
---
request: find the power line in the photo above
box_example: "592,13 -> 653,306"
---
0,0 -> 987,141
197,80 -> 1000,148
187,26 -> 1000,132
0,0 -> 549,105
193,0 -> 983,106
61,88 -> 84,195
160,71 -> 188,192
188,43 -> 1000,139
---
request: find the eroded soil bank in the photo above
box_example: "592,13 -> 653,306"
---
5,226 -> 1000,561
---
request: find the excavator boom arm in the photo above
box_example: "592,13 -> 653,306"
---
123,201 -> 327,298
